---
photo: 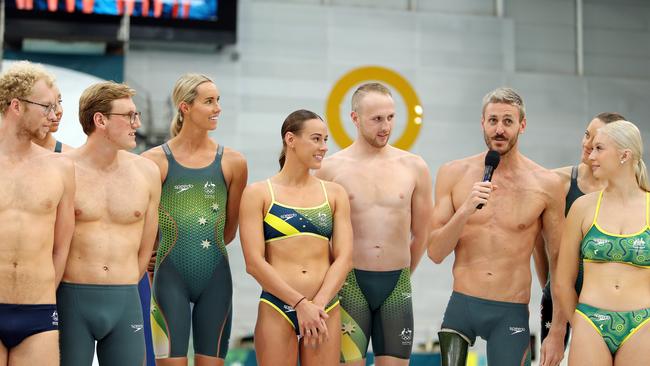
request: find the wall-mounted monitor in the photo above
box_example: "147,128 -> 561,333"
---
5,0 -> 237,45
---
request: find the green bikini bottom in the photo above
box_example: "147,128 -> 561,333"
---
576,302 -> 650,354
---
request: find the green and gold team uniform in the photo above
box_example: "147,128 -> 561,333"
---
576,191 -> 650,354
151,143 -> 232,359
260,179 -> 338,335
339,268 -> 414,362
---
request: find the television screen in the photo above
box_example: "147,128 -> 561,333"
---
4,0 -> 236,44
10,0 -> 219,21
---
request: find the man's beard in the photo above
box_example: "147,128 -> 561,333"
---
484,132 -> 519,156
363,130 -> 390,148
19,124 -> 47,140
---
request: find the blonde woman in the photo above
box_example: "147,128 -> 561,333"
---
555,120 -> 650,364
143,74 -> 248,366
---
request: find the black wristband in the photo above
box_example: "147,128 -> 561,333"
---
293,296 -> 307,309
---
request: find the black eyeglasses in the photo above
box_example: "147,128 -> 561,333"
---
17,98 -> 57,116
105,111 -> 141,126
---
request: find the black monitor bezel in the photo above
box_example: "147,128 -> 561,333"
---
4,0 -> 237,45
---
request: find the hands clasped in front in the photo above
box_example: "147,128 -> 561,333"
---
296,299 -> 330,347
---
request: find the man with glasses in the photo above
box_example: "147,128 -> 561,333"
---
57,81 -> 161,365
0,61 -> 75,366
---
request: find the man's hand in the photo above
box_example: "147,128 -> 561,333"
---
460,181 -> 497,215
539,330 -> 565,366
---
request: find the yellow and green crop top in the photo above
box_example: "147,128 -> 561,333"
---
263,179 -> 333,243
581,191 -> 650,268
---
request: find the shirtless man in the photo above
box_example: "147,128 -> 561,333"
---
316,82 -> 432,366
57,82 -> 161,365
0,62 -> 75,365
428,87 -> 566,366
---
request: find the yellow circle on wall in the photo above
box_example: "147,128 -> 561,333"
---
325,66 -> 423,150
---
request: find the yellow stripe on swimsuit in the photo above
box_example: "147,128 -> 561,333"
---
263,179 -> 333,243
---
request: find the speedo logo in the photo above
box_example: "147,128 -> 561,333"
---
174,184 -> 194,193
594,238 -> 609,246
282,305 -> 296,313
594,314 -> 611,321
633,238 -> 646,249
131,324 -> 144,332
509,326 -> 526,335
280,213 -> 297,221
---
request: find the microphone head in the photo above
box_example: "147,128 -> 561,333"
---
485,150 -> 500,169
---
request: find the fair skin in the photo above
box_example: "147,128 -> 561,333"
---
315,91 -> 432,366
142,81 -> 247,366
555,132 -> 650,365
532,117 -> 610,358
428,102 -> 566,366
31,87 -> 72,152
62,96 -> 161,286
0,79 -> 75,366
533,117 -> 608,286
240,118 -> 353,366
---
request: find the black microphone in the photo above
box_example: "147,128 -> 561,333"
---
477,150 -> 500,210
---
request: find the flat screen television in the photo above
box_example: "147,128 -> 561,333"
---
4,0 -> 237,45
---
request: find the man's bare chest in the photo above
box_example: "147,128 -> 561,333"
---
0,161 -> 63,214
334,165 -> 415,210
453,176 -> 547,229
74,168 -> 149,224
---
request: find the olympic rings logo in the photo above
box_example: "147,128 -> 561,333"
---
325,66 -> 423,150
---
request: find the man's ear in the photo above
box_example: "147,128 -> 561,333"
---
351,111 -> 360,128
8,98 -> 22,115
93,112 -> 106,131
